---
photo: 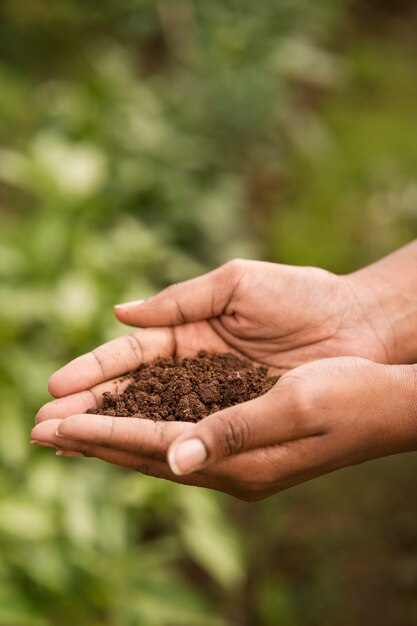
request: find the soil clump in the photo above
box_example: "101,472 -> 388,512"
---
87,351 -> 278,422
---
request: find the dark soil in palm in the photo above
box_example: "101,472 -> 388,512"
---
87,351 -> 278,422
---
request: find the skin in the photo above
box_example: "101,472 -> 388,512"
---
31,247 -> 417,501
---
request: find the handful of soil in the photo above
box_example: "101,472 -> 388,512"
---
87,351 -> 278,423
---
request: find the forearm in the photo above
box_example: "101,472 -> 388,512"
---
347,240 -> 417,364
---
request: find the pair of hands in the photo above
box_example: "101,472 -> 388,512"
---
31,259 -> 417,500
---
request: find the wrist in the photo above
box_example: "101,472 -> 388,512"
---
386,364 -> 417,452
346,245 -> 417,364
343,269 -> 400,363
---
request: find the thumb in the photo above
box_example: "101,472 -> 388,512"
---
166,384 -> 305,475
114,260 -> 246,327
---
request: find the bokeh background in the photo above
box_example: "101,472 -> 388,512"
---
1,1 -> 417,624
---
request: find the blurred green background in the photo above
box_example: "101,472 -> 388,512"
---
1,1 -> 417,624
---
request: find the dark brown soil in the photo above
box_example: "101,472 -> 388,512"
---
87,351 -> 278,422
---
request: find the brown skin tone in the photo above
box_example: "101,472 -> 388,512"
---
32,250 -> 417,500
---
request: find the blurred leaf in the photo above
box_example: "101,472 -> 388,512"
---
178,489 -> 244,589
0,498 -> 55,540
0,585 -> 47,626
13,544 -> 71,592
0,393 -> 28,469
31,133 -> 107,199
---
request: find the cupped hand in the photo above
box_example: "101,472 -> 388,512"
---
32,357 -> 417,500
112,259 -> 392,372
44,258 -> 392,404
32,259 -> 401,499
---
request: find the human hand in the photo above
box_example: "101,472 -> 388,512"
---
111,259 -> 394,371
31,257 -> 407,498
31,357 -> 417,500
43,258 -> 395,406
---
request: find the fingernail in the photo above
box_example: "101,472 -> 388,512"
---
114,299 -> 146,310
31,440 -> 55,448
56,450 -> 84,457
168,438 -> 207,475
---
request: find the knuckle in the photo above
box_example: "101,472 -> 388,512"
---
108,416 -> 116,442
291,391 -> 319,435
161,285 -> 186,324
91,348 -> 107,377
223,258 -> 248,277
162,282 -> 180,296
126,334 -> 144,362
279,375 -> 316,426
292,386 -> 316,419
172,296 -> 186,324
154,420 -> 167,447
218,414 -> 251,457
35,404 -> 49,424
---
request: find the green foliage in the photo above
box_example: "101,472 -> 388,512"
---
1,1 -> 417,624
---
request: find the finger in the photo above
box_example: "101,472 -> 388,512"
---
166,383 -> 321,475
77,435 -> 337,499
32,416 -> 250,480
32,415 -> 283,483
33,413 -> 254,484
36,376 -> 134,424
114,260 -> 247,327
32,420 -> 230,492
32,417 -> 327,499
31,419 -> 79,449
54,443 -> 230,492
54,414 -> 193,460
48,327 -> 175,398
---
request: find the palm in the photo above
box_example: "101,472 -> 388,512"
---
171,264 -> 386,374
